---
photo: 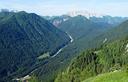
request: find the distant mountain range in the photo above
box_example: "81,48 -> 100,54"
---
44,11 -> 128,28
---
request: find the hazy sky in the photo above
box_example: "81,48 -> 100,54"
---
0,0 -> 128,16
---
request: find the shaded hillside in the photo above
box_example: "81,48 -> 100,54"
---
0,11 -> 70,82
93,19 -> 128,44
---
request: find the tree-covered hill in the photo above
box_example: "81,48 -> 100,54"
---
0,11 -> 70,82
55,37 -> 128,82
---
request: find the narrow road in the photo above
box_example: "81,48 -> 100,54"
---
68,33 -> 74,43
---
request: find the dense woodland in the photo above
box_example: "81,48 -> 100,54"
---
55,38 -> 128,82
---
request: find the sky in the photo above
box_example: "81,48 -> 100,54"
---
0,0 -> 128,16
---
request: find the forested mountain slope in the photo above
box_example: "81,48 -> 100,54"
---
55,37 -> 128,82
0,11 -> 70,82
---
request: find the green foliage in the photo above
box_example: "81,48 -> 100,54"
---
55,38 -> 128,82
28,75 -> 40,82
83,71 -> 128,82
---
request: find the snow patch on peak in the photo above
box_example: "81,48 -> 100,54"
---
67,10 -> 104,18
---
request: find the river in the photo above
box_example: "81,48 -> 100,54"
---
51,33 -> 74,58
